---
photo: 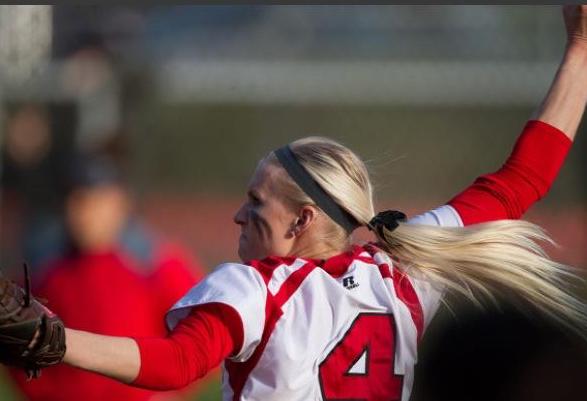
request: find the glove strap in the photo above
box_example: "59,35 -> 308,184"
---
23,263 -> 31,308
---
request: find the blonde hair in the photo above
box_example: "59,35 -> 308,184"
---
268,136 -> 587,336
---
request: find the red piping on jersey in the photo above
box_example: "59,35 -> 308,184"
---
226,260 -> 318,401
378,262 -> 392,280
391,268 -> 424,342
311,245 -> 374,278
273,260 -> 319,306
248,256 -> 298,285
364,244 -> 424,343
227,247 -> 425,399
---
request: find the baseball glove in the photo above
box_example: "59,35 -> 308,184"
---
0,263 -> 66,378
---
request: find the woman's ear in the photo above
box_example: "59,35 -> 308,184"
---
291,205 -> 318,237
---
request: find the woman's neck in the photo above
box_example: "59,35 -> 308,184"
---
289,240 -> 350,261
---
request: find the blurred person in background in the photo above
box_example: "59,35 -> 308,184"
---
1,30 -> 127,274
0,103 -> 74,272
60,32 -> 123,155
7,154 -> 206,401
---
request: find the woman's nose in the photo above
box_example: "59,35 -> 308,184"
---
234,203 -> 247,225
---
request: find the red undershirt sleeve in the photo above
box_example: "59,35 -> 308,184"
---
132,303 -> 244,391
448,120 -> 572,225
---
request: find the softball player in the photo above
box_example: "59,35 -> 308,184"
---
5,5 -> 587,401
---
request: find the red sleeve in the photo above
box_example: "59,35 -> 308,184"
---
132,303 -> 244,390
448,120 -> 572,225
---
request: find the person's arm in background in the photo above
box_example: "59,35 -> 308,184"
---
448,6 -> 587,225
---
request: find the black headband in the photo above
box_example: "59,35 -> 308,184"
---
274,145 -> 360,233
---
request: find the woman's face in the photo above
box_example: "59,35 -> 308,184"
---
234,161 -> 298,262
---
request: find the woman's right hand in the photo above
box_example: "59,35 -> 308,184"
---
564,5 -> 587,48
530,5 -> 587,138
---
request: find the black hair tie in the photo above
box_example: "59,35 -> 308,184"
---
368,210 -> 407,237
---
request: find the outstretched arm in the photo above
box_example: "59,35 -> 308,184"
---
448,6 -> 587,225
63,303 -> 239,390
63,328 -> 141,384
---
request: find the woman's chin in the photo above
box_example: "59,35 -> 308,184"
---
237,242 -> 253,262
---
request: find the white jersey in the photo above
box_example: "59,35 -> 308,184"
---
167,205 -> 463,401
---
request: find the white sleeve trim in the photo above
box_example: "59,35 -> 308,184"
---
407,204 -> 463,228
166,262 -> 268,361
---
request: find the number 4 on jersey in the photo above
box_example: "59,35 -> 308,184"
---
319,313 -> 403,401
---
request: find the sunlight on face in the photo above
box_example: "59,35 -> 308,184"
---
233,161 -> 297,262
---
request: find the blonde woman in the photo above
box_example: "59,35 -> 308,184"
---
2,5 -> 587,401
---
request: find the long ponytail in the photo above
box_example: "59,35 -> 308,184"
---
270,136 -> 587,336
375,220 -> 586,336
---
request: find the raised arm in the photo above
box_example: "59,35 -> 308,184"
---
535,5 -> 587,138
447,6 -> 587,225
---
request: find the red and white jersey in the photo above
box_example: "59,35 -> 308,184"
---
166,205 -> 463,401
158,120 -> 569,400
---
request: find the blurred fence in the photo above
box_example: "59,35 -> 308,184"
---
156,60 -> 559,105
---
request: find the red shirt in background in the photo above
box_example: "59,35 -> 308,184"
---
9,240 -> 204,401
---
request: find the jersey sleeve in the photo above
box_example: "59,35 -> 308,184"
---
407,204 -> 463,228
165,262 -> 268,361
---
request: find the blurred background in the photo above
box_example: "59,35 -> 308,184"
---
0,5 -> 585,401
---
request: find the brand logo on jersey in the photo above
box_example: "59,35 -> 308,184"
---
343,276 -> 359,290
